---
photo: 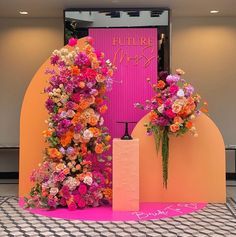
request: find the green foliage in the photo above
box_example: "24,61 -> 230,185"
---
162,127 -> 169,189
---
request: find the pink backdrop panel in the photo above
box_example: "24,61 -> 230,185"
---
89,28 -> 158,138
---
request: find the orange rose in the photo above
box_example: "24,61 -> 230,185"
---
71,111 -> 81,125
99,105 -> 108,114
60,130 -> 74,147
79,81 -> 85,88
173,116 -> 184,124
71,65 -> 80,76
149,110 -> 158,122
43,129 -> 53,137
156,98 -> 163,105
89,127 -> 101,137
185,121 -> 193,129
56,163 -> 65,171
47,148 -> 63,160
63,168 -> 70,175
103,188 -> 112,200
95,97 -> 103,104
42,191 -> 49,197
108,69 -> 113,77
96,74 -> 106,82
170,124 -> 180,133
105,135 -> 111,141
88,116 -> 98,126
156,80 -> 166,89
79,100 -> 90,110
95,143 -> 104,154
81,143 -> 87,155
98,86 -> 106,95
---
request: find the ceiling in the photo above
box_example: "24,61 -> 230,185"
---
0,0 -> 236,18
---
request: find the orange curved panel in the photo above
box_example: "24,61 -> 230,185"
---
131,113 -> 226,203
19,38 -> 87,197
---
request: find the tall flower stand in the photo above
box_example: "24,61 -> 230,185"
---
112,138 -> 140,211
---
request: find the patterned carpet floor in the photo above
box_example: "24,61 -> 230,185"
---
0,196 -> 236,237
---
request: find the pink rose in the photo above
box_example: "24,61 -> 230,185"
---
71,92 -> 81,103
59,198 -> 67,206
78,183 -> 87,195
77,198 -> 86,208
166,74 -> 180,84
169,84 -> 179,95
68,201 -> 77,211
68,37 -> 77,47
101,67 -> 108,76
85,68 -> 97,80
165,109 -> 176,118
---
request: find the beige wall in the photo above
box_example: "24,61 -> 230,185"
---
0,18 -> 63,146
172,16 -> 236,146
0,16 -> 235,172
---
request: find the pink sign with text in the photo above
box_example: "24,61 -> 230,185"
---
89,28 -> 158,138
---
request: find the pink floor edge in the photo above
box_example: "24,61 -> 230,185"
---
19,198 -> 207,221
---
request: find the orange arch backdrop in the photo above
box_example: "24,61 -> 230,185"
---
132,113 -> 226,203
20,38 -> 226,203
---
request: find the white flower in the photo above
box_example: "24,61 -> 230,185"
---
158,104 -> 164,113
176,68 -> 185,75
99,117 -> 104,126
52,49 -> 60,55
83,129 -> 93,140
190,114 -> 196,120
84,176 -> 93,186
63,177 -> 78,191
177,89 -> 185,97
50,187 -> 59,196
60,48 -> 69,56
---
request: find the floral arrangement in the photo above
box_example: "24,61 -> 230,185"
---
24,37 -> 115,210
135,69 -> 208,188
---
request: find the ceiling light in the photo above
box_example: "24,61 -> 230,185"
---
19,11 -> 28,15
210,10 -> 219,14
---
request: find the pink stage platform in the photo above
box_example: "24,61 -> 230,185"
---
19,199 -> 207,221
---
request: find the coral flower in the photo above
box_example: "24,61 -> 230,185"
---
172,103 -> 182,113
78,81 -> 85,88
60,130 -> 74,147
89,127 -> 101,137
47,148 -> 63,160
95,97 -> 103,104
99,105 -> 108,114
71,65 -> 80,76
79,100 -> 90,110
95,143 -> 104,154
185,121 -> 193,129
42,129 -> 53,137
105,135 -> 111,141
88,116 -> 98,126
156,80 -> 166,89
170,124 -> 180,133
173,116 -> 184,124
149,110 -> 158,122
71,112 -> 81,125
96,74 -> 106,82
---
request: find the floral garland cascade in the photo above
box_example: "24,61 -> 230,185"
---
135,69 -> 208,188
24,37 -> 115,210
